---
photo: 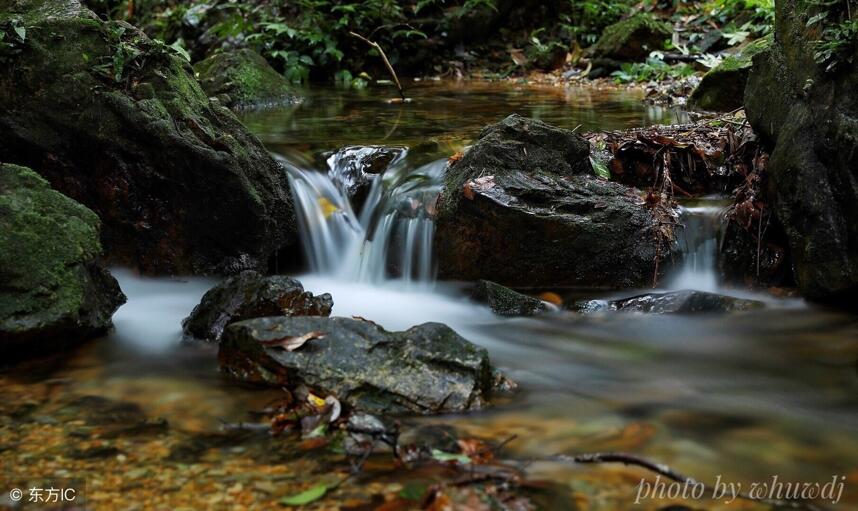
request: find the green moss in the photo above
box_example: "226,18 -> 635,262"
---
0,164 -> 100,330
193,49 -> 297,109
690,35 -> 773,111
593,13 -> 671,60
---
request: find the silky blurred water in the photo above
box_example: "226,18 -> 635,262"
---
4,82 -> 856,509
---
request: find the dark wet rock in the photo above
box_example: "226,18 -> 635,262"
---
0,164 -> 125,359
718,217 -> 792,289
578,290 -> 764,314
592,13 -> 671,61
689,35 -> 772,112
0,0 -> 297,275
194,49 -> 299,110
183,271 -> 332,342
326,146 -> 406,212
435,114 -> 677,288
219,316 -> 499,415
399,424 -> 460,454
471,280 -> 550,317
744,0 -> 858,303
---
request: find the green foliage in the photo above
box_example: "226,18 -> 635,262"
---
805,0 -> 857,72
611,55 -> 695,83
92,23 -> 189,84
0,17 -> 26,65
703,0 -> 774,37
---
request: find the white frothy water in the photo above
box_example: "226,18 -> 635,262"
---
282,147 -> 444,286
669,203 -> 725,292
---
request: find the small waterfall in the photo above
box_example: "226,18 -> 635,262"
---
281,147 -> 444,286
669,202 -> 726,292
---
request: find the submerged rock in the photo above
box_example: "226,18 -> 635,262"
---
592,13 -> 671,61
435,114 -> 676,288
194,49 -> 299,110
689,35 -> 772,111
0,0 -> 297,274
0,164 -> 125,358
578,290 -> 764,314
326,145 -> 406,212
183,271 -> 332,342
744,0 -> 858,303
471,280 -> 550,317
219,316 -> 498,415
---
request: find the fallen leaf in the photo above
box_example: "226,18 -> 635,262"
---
260,331 -> 325,351
538,292 -> 563,306
448,151 -> 464,166
318,197 -> 339,219
280,483 -> 328,506
463,181 -> 475,200
307,392 -> 327,408
430,448 -> 471,465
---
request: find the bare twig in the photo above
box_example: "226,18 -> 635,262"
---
349,31 -> 406,100
541,452 -> 823,511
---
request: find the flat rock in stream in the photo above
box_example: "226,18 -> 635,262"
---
435,114 -> 677,288
183,271 -> 332,342
0,0 -> 297,274
325,145 -> 406,213
219,316 -> 498,415
471,280 -> 550,317
578,290 -> 764,314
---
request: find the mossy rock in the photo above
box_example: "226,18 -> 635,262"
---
745,0 -> 858,303
0,0 -> 297,274
690,35 -> 772,112
194,49 -> 299,110
0,163 -> 125,359
592,13 -> 671,60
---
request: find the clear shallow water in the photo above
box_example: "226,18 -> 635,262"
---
4,83 -> 858,509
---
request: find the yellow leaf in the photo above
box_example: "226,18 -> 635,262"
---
307,393 -> 326,408
318,197 -> 339,219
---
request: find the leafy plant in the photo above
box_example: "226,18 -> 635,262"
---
0,17 -> 27,65
611,55 -> 695,83
805,0 -> 857,72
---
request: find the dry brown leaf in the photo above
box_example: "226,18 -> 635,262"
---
260,331 -> 325,351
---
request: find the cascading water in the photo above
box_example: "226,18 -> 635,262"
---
281,147 -> 445,286
669,201 -> 729,292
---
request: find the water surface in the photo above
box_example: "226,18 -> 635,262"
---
3,82 -> 856,510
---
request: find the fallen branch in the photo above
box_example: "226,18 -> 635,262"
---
350,31 -> 406,101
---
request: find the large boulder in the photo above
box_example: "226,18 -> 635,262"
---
435,114 -> 676,288
0,164 -> 125,358
744,0 -> 858,302
193,49 -> 299,110
689,35 -> 772,112
219,316 -> 497,415
183,271 -> 333,342
592,13 -> 671,61
0,0 -> 297,275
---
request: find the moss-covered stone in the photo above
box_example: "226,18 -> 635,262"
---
690,35 -> 772,111
0,163 -> 125,359
592,13 -> 671,60
0,0 -> 297,275
194,49 -> 299,110
745,0 -> 858,303
219,316 -> 501,415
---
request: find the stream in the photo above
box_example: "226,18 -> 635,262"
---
3,82 -> 857,510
